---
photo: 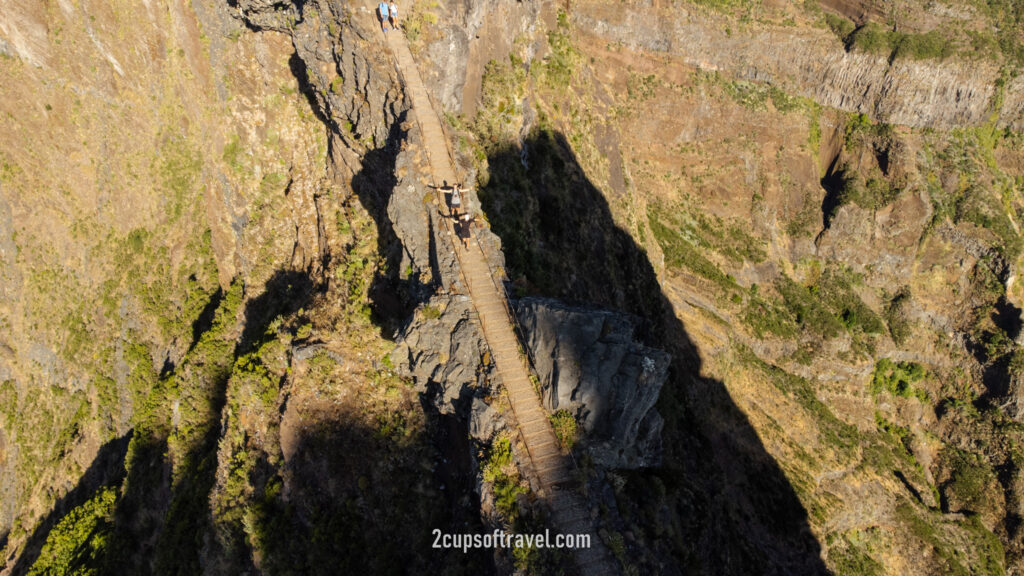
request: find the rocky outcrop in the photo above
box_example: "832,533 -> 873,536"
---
391,292 -> 670,469
234,0 -> 405,146
416,0 -> 542,115
515,297 -> 669,469
391,294 -> 494,414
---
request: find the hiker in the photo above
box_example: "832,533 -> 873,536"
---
457,212 -> 474,247
389,1 -> 399,31
377,1 -> 390,32
450,185 -> 462,217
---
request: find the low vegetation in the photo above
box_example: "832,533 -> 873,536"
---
870,358 -> 928,400
483,433 -> 526,521
895,504 -> 1005,576
824,13 -> 1022,65
549,409 -> 579,450
402,0 -> 440,45
27,487 -> 117,576
647,201 -> 768,298
740,265 -> 884,360
825,529 -> 884,576
543,11 -> 579,89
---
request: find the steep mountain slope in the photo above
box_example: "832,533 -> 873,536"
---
1,0 -> 1023,574
0,0 -> 481,573
415,0 -> 1024,573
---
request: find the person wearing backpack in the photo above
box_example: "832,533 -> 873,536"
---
450,185 -> 462,218
377,1 -> 390,32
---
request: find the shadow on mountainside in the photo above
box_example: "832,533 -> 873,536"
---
350,110 -> 424,336
478,129 -> 829,575
11,271 -> 321,574
238,409 -> 494,575
100,272 -> 325,575
11,261 -> 492,574
10,434 -> 131,575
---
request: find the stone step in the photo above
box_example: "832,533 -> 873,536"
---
508,391 -> 538,405
520,423 -> 554,438
530,438 -> 559,453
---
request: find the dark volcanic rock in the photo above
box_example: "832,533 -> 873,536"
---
391,295 -> 492,414
391,294 -> 669,469
515,297 -> 669,469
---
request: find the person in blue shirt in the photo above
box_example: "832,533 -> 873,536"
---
378,2 -> 390,32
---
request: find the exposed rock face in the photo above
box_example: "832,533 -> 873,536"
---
469,395 -> 501,441
417,0 -> 542,115
391,292 -> 669,469
234,0 -> 405,147
391,294 -> 492,415
571,2 -> 1021,130
515,297 -> 669,469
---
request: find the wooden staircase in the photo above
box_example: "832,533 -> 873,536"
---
385,30 -> 619,576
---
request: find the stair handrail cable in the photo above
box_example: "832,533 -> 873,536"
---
386,33 -> 611,575
385,33 -> 580,483
392,36 -> 580,474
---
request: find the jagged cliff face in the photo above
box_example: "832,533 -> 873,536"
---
572,2 -> 1023,130
2,0 -> 1024,574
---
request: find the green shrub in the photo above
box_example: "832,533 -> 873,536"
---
824,13 -> 855,40
963,514 -> 1007,576
885,289 -> 913,345
483,433 -> 515,482
776,275 -> 844,338
724,80 -> 770,110
895,504 -> 986,576
472,57 -> 528,151
483,433 -> 525,520
127,228 -> 146,254
815,268 -> 886,335
870,358 -> 927,399
956,182 -> 1023,261
543,11 -> 578,88
221,134 -> 244,174
768,86 -> 800,113
421,305 -> 441,320
549,409 -> 578,450
893,30 -> 955,60
743,293 -> 798,338
28,487 -> 118,576
847,22 -> 894,54
826,530 -> 883,576
544,29 -> 577,88
1009,349 -> 1024,378
648,212 -> 739,293
843,22 -> 955,61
